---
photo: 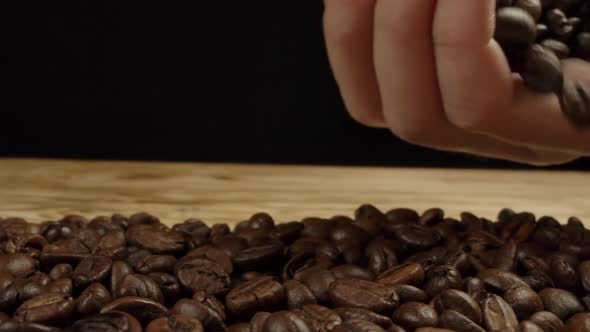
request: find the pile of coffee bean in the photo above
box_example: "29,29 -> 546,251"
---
2,207 -> 590,331
495,0 -> 590,128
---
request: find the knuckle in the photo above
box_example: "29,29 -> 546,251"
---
389,122 -> 429,146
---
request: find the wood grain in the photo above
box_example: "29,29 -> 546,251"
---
0,158 -> 589,226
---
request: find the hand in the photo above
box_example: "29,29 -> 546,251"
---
323,0 -> 590,166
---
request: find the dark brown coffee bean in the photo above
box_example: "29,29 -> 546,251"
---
64,311 -> 141,332
101,296 -> 168,325
76,282 -> 112,316
171,298 -> 226,332
503,284 -> 544,320
580,260 -> 590,292
333,307 -> 392,328
294,304 -> 342,331
14,293 -> 75,326
226,276 -> 284,318
538,288 -> 585,321
299,268 -> 337,303
12,272 -> 51,302
251,311 -> 271,332
117,273 -> 163,303
73,256 -> 112,289
439,310 -> 486,332
0,321 -> 60,332
48,264 -> 73,281
329,279 -> 399,313
331,265 -> 374,281
392,284 -> 428,303
126,224 -> 185,255
354,204 -> 386,236
478,268 -> 529,293
463,277 -> 486,302
482,294 -> 520,332
41,238 -> 90,269
0,254 -> 38,278
419,208 -> 444,226
365,238 -> 398,276
147,272 -> 181,306
423,265 -> 463,298
541,39 -> 571,58
332,319 -> 386,332
301,217 -> 331,239
133,255 -> 176,274
284,280 -> 317,310
233,243 -> 284,270
520,320 -> 544,332
376,263 -> 425,287
530,311 -> 565,332
433,289 -> 481,324
271,222 -> 304,244
110,261 -> 133,297
565,312 -> 590,332
546,254 -> 580,291
146,314 -> 204,332
262,311 -> 312,332
385,208 -> 419,226
414,328 -> 454,332
330,223 -> 371,248
560,80 -> 590,128
175,257 -> 230,296
392,302 -> 439,329
392,224 -> 441,250
495,7 -> 538,47
515,0 -> 543,20
43,277 -> 73,296
227,323 -> 252,332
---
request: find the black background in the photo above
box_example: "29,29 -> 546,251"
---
3,1 -> 589,169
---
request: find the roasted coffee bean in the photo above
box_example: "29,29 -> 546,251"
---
251,311 -> 271,332
146,314 -> 204,332
366,238 -> 398,276
233,243 -> 284,270
262,311 -> 311,332
175,257 -> 230,296
482,294 -> 520,332
133,255 -> 176,274
100,296 -> 168,325
126,224 -> 185,255
227,323 -> 252,332
73,256 -> 112,289
299,268 -> 337,303
41,238 -> 90,269
226,276 -> 284,318
495,7 -> 538,47
580,260 -> 590,292
110,261 -> 133,296
284,280 -> 317,309
546,254 -> 580,290
271,222 -> 304,244
12,272 -> 51,302
43,277 -> 73,296
565,312 -> 590,332
48,264 -> 73,281
333,307 -> 392,328
354,204 -> 386,236
0,321 -> 60,332
392,284 -> 428,303
0,253 -> 38,278
332,319 -> 386,332
376,263 -> 425,287
478,268 -> 529,293
560,80 -> 590,128
463,277 -> 486,302
439,310 -> 486,332
392,224 -> 441,250
147,272 -> 181,306
64,311 -> 141,332
519,320 -> 544,332
521,43 -> 563,92
385,208 -> 419,226
392,302 -> 439,329
294,304 -> 342,331
171,298 -> 226,332
503,284 -> 544,320
423,265 -> 463,298
75,282 -> 112,316
433,289 -> 481,324
530,311 -> 565,332
328,279 -> 399,313
331,265 -> 374,281
117,273 -> 163,303
14,293 -> 75,326
538,288 -> 585,321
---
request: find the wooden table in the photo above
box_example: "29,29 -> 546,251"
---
1,158 -> 589,226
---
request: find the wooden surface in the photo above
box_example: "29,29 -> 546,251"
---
0,158 -> 589,226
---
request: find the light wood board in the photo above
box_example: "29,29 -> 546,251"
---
0,158 -> 589,226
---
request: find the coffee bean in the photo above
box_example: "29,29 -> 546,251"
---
392,284 -> 428,303
43,277 -> 73,296
133,255 -> 176,274
530,311 -> 565,332
376,263 -> 425,287
478,268 -> 529,293
226,276 -> 284,318
64,311 -> 141,332
171,298 -> 226,332
538,288 -> 585,321
331,265 -> 374,281
560,80 -> 590,128
284,280 -> 317,310
146,314 -> 204,332
482,294 -> 520,332
294,304 -> 342,331
519,320 -> 545,332
0,253 -> 38,278
392,302 -> 439,329
332,319 -> 386,332
73,256 -> 112,289
48,264 -> 73,281
126,224 -> 185,255
100,296 -> 168,325
433,289 -> 482,324
251,311 -> 271,332
147,272 -> 181,306
271,222 -> 304,244
116,273 -> 163,303
439,310 -> 486,332
385,208 -> 419,226
41,238 -> 90,269
262,311 -> 312,332
14,293 -> 75,326
565,312 -> 590,332
233,243 -> 284,270
393,224 -> 441,250
505,284 -> 544,321
299,268 -> 336,303
365,238 -> 398,276
76,282 -> 112,316
174,257 -> 230,296
423,265 -> 463,298
0,321 -> 61,332
333,307 -> 392,328
328,279 -> 399,313
227,323 -> 252,332
495,7 -> 538,47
